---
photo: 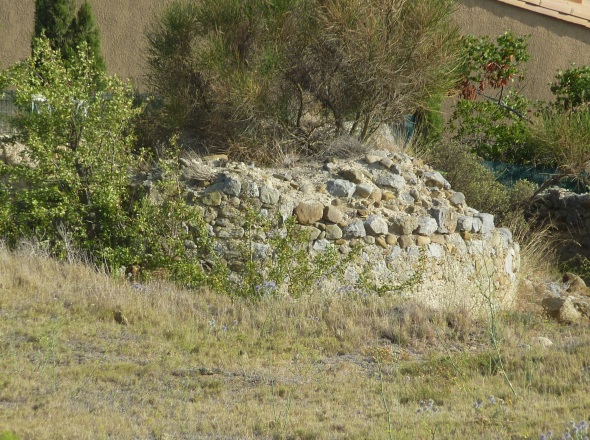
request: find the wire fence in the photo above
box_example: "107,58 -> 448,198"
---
0,91 -> 18,136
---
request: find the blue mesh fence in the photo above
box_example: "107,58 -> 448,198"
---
482,160 -> 589,193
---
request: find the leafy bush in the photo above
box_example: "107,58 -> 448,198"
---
450,32 -> 535,164
145,0 -> 460,162
451,92 -> 534,163
0,38 -> 138,263
551,65 -> 590,110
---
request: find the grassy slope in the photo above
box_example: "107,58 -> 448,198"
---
0,246 -> 589,440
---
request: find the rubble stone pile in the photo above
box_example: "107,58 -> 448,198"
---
148,149 -> 521,314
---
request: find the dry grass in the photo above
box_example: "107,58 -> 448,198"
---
0,244 -> 589,439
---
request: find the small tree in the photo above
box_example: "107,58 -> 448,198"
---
450,32 -> 533,163
0,37 -> 136,261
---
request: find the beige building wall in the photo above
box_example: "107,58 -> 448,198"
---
2,0 -> 590,98
0,0 -> 173,89
456,0 -> 590,100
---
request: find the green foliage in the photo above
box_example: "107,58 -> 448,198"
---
211,212 -> 356,299
560,255 -> 590,284
33,0 -> 75,53
451,92 -> 534,163
122,158 -> 215,286
0,37 -> 137,265
530,104 -> 590,172
551,65 -> 590,110
33,0 -> 105,72
146,0 -> 460,162
0,431 -> 20,440
426,141 -> 511,217
64,1 -> 106,73
450,32 -> 535,164
414,94 -> 445,145
458,32 -> 529,97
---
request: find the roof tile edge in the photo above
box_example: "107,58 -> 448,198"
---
495,0 -> 590,28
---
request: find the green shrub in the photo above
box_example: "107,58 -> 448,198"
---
64,1 -> 106,73
0,37 -> 138,265
425,141 -> 511,217
525,105 -> 590,193
551,64 -> 590,110
449,32 -> 536,164
145,0 -> 460,162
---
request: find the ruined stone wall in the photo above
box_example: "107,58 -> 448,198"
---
531,188 -> 590,262
157,149 -> 520,315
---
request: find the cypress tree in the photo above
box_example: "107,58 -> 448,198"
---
33,0 -> 106,73
65,1 -> 106,72
33,0 -> 75,53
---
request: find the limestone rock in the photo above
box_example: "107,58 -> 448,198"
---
260,186 -> 280,205
364,215 -> 388,236
379,157 -> 394,169
415,216 -> 438,236
327,179 -> 356,198
369,188 -> 383,202
564,272 -> 590,296
476,213 -> 495,235
386,234 -> 398,245
450,192 -> 466,207
344,220 -> 367,238
576,301 -> 590,320
325,224 -> 343,240
364,154 -> 382,164
429,207 -> 458,234
222,175 -> 242,196
242,181 -> 260,198
355,183 -> 374,198
542,296 -> 581,323
323,205 -> 344,224
532,336 -> 553,349
423,171 -> 451,190
398,235 -> 414,249
374,173 -> 406,191
294,202 -> 324,225
202,191 -> 223,207
416,235 -> 431,246
339,169 -> 364,184
301,225 -> 322,240
389,213 -> 418,236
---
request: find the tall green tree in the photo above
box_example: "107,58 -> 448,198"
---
33,0 -> 75,53
64,1 -> 106,72
33,0 -> 106,72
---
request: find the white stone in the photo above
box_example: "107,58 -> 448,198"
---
415,216 -> 438,236
364,215 -> 389,236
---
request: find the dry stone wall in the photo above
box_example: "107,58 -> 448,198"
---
531,187 -> 590,262
156,150 -> 520,314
